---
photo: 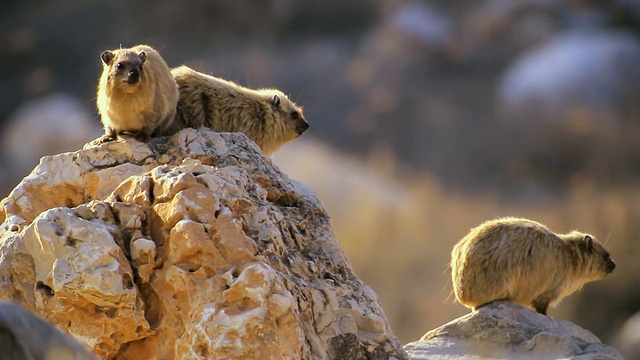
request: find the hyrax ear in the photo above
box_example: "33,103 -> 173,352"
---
271,94 -> 281,109
583,235 -> 594,251
138,51 -> 147,64
101,51 -> 115,65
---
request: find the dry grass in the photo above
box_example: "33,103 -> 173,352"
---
276,139 -> 640,344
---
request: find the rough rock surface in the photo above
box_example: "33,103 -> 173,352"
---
404,301 -> 623,360
0,128 -> 406,359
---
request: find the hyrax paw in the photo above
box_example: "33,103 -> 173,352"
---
93,134 -> 116,145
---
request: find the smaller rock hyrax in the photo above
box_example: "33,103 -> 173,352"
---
451,217 -> 615,315
165,65 -> 309,156
96,45 -> 178,142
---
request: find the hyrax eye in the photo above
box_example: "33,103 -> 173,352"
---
291,111 -> 299,120
116,62 -> 125,70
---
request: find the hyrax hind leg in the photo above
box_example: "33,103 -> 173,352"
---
532,299 -> 549,315
532,290 -> 559,315
127,129 -> 151,143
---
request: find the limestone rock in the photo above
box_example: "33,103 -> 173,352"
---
0,128 -> 406,359
499,31 -> 640,118
404,301 -> 622,360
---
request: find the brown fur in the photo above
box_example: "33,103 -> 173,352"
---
162,65 -> 309,156
96,45 -> 178,142
451,217 -> 615,315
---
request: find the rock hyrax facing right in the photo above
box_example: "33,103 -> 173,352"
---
451,217 -> 615,315
165,65 -> 309,156
96,45 -> 178,142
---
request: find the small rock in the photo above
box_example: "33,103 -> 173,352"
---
404,301 -> 623,360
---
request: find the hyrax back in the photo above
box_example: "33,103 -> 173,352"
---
97,45 -> 178,142
165,65 -> 309,156
451,217 -> 615,315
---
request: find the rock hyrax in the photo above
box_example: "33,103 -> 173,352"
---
451,217 -> 615,315
164,65 -> 309,156
96,45 -> 178,142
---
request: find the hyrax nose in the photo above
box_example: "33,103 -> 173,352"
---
296,120 -> 309,135
126,68 -> 140,84
606,259 -> 616,273
128,69 -> 139,79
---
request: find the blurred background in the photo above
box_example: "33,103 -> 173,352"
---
2,0 -> 640,356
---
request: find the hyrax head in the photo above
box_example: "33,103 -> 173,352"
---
101,49 -> 147,86
269,92 -> 309,139
564,231 -> 616,280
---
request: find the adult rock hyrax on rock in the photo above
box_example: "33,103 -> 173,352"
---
96,44 -> 178,142
451,217 -> 615,315
164,65 -> 309,156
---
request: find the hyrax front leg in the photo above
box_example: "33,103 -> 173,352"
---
96,126 -> 118,143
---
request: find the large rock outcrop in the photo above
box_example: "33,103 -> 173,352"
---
0,128 -> 406,359
404,301 -> 622,360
